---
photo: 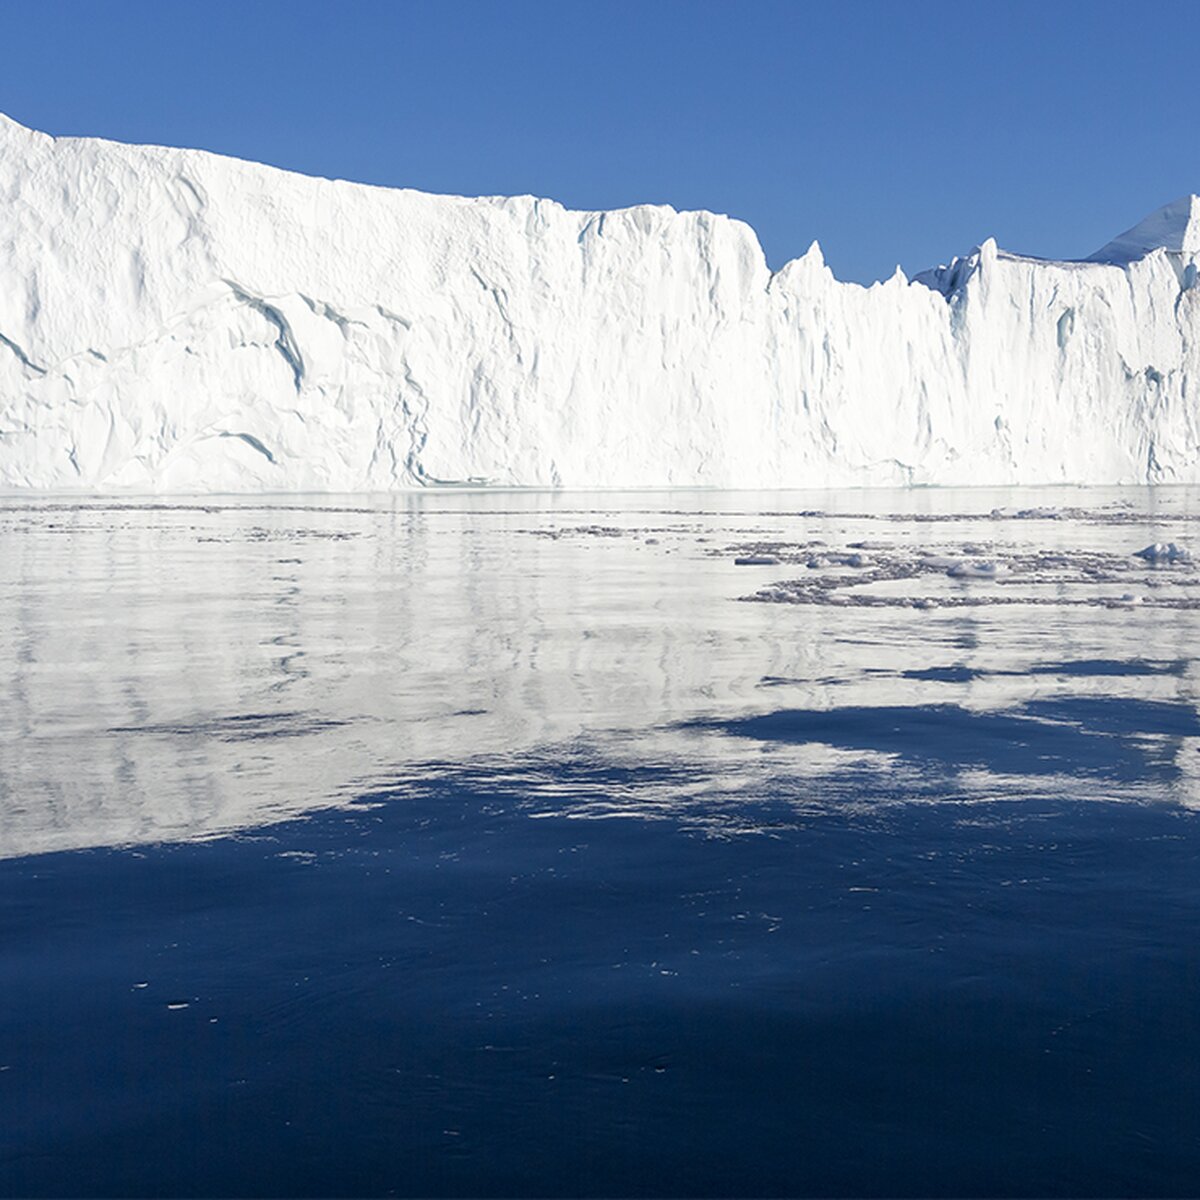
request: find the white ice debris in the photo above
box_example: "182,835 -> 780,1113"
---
919,554 -> 961,570
1134,542 -> 1193,563
947,560 -> 1011,580
3,112 -> 1200,491
990,507 -> 1061,520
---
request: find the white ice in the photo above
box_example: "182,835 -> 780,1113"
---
1135,542 -> 1193,563
3,112 -> 1200,491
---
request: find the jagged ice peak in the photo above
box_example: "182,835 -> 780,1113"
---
1,109 -> 1195,275
1088,195 -> 1200,265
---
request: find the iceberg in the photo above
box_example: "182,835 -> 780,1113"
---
2,111 -> 1200,491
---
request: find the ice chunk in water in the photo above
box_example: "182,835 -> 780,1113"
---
1134,543 -> 1192,564
947,559 -> 1010,580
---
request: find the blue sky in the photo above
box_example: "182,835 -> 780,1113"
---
3,0 -> 1198,283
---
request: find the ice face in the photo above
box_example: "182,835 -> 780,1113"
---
1,113 -> 1200,491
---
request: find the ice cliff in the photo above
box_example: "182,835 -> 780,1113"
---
2,111 -> 1199,490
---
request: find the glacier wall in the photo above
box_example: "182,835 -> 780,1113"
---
2,111 -> 1199,491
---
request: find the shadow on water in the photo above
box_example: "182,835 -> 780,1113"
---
1028,658 -> 1190,678
701,696 -> 1200,783
903,658 -> 1189,683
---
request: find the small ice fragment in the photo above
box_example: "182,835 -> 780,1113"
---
1134,542 -> 1192,564
166,1001 -> 190,1011
734,554 -> 779,566
947,559 -> 1009,579
132,982 -> 148,989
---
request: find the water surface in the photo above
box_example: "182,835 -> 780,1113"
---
2,488 -> 1199,1196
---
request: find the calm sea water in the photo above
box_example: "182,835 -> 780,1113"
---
2,488 -> 1200,1197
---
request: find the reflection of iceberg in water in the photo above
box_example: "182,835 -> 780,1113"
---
2,487 -> 1200,858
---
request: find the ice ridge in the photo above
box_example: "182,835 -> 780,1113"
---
1,112 -> 1199,491
1088,195 -> 1200,265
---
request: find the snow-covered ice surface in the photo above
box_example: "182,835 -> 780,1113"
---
4,111 -> 1200,491
5,487 -> 1200,1196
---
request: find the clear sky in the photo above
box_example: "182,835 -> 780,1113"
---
3,0 -> 1199,283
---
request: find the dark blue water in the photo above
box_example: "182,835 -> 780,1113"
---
3,491 -> 1200,1196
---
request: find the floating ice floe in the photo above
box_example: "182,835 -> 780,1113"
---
989,507 -> 1062,520
947,560 -> 1011,580
817,551 -> 871,568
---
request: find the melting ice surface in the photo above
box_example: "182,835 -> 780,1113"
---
3,487 -> 1200,1196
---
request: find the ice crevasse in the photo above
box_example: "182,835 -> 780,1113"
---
1,111 -> 1199,491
